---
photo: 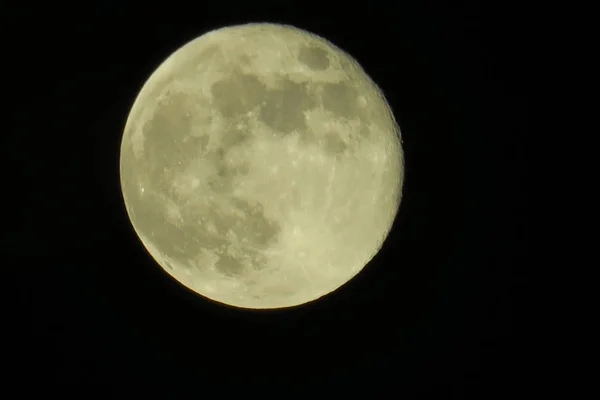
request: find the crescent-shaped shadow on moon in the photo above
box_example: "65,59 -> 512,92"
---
119,22 -> 404,310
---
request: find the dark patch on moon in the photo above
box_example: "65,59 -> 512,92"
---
359,124 -> 371,138
184,134 -> 210,153
198,44 -> 220,61
142,92 -> 202,187
207,175 -> 234,194
321,82 -> 359,119
259,79 -> 316,135
125,192 -> 203,264
125,180 -> 281,278
229,198 -> 280,247
210,72 -> 318,138
211,73 -> 266,119
297,46 -> 330,71
239,52 -> 256,67
207,197 -> 281,277
215,252 -> 245,276
321,131 -> 349,154
202,148 -> 249,194
213,148 -> 240,174
220,124 -> 251,149
208,119 -> 254,191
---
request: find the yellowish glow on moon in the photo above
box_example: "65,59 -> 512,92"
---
120,23 -> 404,309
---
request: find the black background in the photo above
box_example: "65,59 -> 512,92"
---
4,1 -> 529,396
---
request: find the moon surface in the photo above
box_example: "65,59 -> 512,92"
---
119,23 -> 404,309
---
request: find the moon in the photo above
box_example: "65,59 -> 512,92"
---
119,23 -> 404,309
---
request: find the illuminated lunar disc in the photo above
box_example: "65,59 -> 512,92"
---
119,23 -> 404,309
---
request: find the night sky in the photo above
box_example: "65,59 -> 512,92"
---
5,2 -> 529,396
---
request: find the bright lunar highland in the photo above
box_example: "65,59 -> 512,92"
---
120,23 -> 404,309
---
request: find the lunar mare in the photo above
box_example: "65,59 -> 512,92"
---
120,23 -> 404,309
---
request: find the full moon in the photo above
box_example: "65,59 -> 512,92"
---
120,23 -> 404,309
